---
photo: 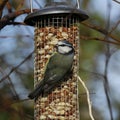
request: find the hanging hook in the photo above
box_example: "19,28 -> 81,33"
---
77,0 -> 80,9
30,0 -> 33,13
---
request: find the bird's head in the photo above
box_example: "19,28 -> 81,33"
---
55,40 -> 74,54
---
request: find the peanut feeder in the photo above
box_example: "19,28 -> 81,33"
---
24,2 -> 88,120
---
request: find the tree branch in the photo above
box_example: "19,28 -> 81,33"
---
0,67 -> 19,100
109,20 -> 120,34
0,0 -> 8,19
0,9 -> 37,30
113,0 -> 120,4
0,51 -> 33,83
82,22 -> 120,42
80,35 -> 120,45
6,2 -> 13,13
103,1 -> 113,119
16,0 -> 25,10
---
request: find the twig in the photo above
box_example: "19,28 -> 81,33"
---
79,67 -> 104,77
0,9 -> 37,30
80,35 -> 120,45
0,0 -> 8,18
78,76 -> 95,120
0,51 -> 33,83
109,20 -> 120,34
0,0 -> 8,10
113,0 -> 120,4
34,0 -> 42,8
0,67 -> 19,99
6,2 -> 12,13
7,21 -> 26,26
9,98 -> 30,106
0,35 -> 33,39
104,1 -> 113,120
82,22 -> 120,42
16,0 -> 25,10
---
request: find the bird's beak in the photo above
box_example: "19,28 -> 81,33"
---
55,44 -> 58,49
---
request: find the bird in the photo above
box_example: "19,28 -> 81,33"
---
28,40 -> 75,100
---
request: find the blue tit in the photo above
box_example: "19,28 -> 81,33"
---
28,40 -> 75,99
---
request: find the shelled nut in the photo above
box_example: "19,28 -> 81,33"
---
34,25 -> 79,120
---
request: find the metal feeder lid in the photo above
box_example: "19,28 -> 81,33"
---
24,3 -> 89,26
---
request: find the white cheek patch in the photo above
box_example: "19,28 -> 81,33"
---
57,41 -> 63,46
58,46 -> 72,54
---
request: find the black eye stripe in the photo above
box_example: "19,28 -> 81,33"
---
58,44 -> 72,47
59,44 -> 66,46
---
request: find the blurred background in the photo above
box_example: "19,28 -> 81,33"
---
0,0 -> 120,120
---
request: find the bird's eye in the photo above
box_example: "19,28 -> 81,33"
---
60,44 -> 66,47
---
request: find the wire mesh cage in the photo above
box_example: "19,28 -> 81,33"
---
24,3 -> 88,120
34,15 -> 79,120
